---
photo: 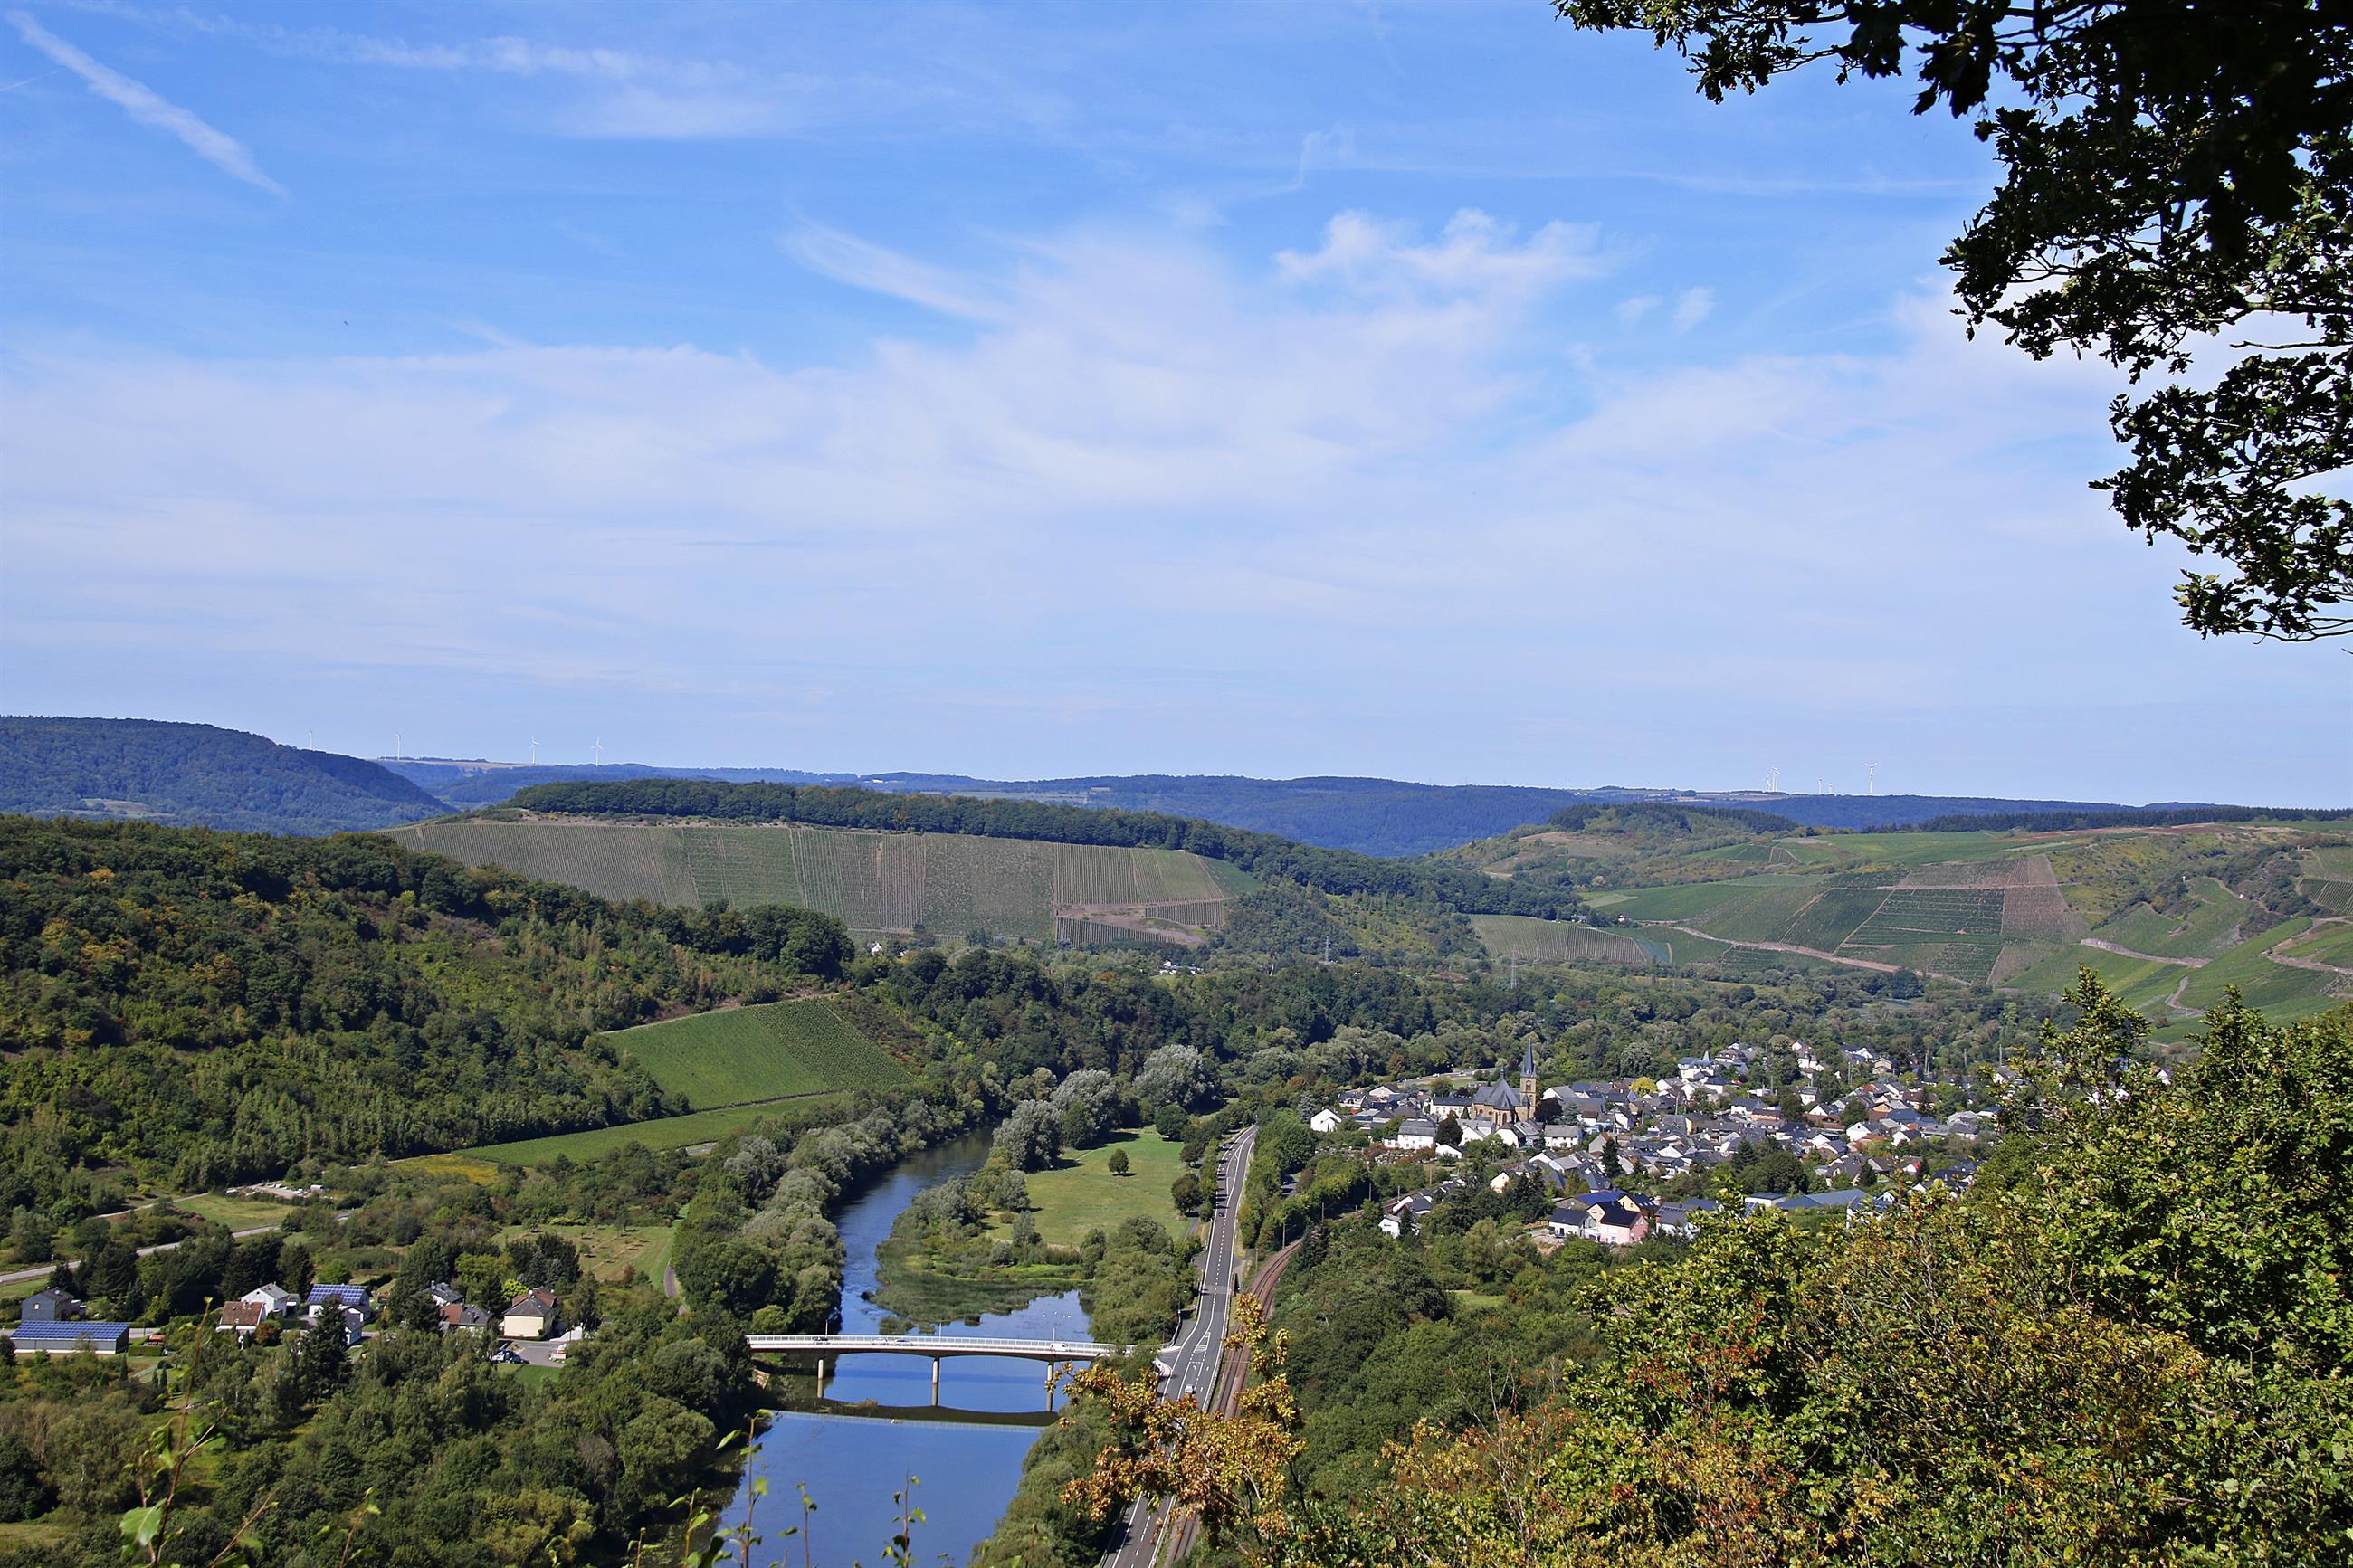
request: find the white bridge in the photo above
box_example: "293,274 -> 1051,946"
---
745,1333 -> 1145,1407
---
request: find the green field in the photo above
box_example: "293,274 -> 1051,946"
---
440,1099 -> 847,1167
997,1130 -> 1188,1248
388,818 -> 1236,946
1470,916 -> 1661,965
495,1222 -> 678,1285
2090,877 -> 2250,961
607,1000 -> 910,1109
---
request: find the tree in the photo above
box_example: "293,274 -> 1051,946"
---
1108,1148 -> 1130,1177
1556,0 -> 2353,640
1171,1172 -> 1203,1214
994,1100 -> 1064,1173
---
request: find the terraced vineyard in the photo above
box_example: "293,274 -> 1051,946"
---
1552,820 -> 2353,1028
1470,915 -> 1666,965
387,817 -> 1238,946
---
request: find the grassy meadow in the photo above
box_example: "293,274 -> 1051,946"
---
607,999 -> 910,1109
1000,1129 -> 1188,1248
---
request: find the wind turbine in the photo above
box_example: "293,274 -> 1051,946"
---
529,737 -> 539,765
1867,762 -> 1880,795
593,738 -> 605,767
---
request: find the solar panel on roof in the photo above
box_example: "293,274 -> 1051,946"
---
8,1320 -> 130,1341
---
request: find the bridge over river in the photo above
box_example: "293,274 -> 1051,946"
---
746,1333 -> 1145,1406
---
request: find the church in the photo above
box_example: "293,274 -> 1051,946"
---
1464,1044 -> 1543,1126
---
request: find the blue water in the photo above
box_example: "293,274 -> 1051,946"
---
733,1132 -> 1086,1565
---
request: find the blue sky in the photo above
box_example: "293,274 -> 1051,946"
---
3,2 -> 2345,805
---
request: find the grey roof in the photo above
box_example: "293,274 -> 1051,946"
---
8,1320 -> 130,1344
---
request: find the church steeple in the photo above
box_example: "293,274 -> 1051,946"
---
1519,1043 -> 1538,1114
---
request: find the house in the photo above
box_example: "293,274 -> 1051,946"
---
306,1283 -> 373,1321
441,1302 -> 493,1333
1380,1194 -> 1436,1239
1308,1108 -> 1348,1135
241,1284 -> 299,1318
425,1282 -> 464,1309
6,1320 -> 130,1356
1546,1199 -> 1593,1240
502,1288 -> 562,1340
16,1288 -> 81,1325
1392,1118 -> 1438,1152
1585,1197 -> 1651,1247
1653,1198 -> 1722,1240
216,1301 -> 272,1336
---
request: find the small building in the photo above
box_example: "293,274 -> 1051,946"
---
241,1284 -> 299,1318
1308,1108 -> 1348,1135
6,1320 -> 130,1356
17,1288 -> 81,1324
1392,1117 -> 1437,1152
306,1283 -> 373,1321
216,1301 -> 271,1336
502,1288 -> 562,1341
441,1301 -> 493,1333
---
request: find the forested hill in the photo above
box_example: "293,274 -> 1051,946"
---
503,779 -> 1585,918
0,717 -> 447,834
0,814 -> 855,1200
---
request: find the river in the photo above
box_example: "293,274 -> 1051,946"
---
728,1132 -> 1085,1567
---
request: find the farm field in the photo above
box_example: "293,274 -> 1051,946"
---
606,999 -> 910,1109
389,818 -> 1235,946
995,1130 -> 1188,1248
442,1099 -> 846,1167
173,1193 -> 295,1231
1470,916 -> 1661,965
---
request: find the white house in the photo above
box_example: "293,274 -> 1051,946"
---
1309,1108 -> 1348,1135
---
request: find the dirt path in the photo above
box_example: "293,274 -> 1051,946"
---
2265,949 -> 2353,978
2080,938 -> 2208,967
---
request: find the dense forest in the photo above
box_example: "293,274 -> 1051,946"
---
0,719 -> 446,835
0,816 -> 853,1208
503,779 -> 1589,918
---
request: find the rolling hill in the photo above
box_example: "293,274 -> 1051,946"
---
378,756 -> 2257,856
0,716 -> 447,834
386,816 -> 1252,946
1462,813 -> 2353,1031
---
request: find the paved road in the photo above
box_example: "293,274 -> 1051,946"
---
1104,1124 -> 1257,1568
0,1225 -> 280,1288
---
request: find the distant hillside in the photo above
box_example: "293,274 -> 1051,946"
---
1469,813 -> 2353,1037
400,763 -> 2245,855
499,778 -> 1581,918
386,816 -> 1252,948
0,717 -> 446,834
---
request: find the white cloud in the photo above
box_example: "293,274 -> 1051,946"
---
1671,285 -> 1714,331
8,9 -> 283,193
5,212 -> 2331,788
1615,293 -> 1660,324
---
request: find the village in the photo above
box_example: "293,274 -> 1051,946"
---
1304,1041 -> 1994,1249
6,1275 -> 579,1365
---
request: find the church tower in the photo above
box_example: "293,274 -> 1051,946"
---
1519,1043 -> 1539,1116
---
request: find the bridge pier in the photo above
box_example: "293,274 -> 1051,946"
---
930,1357 -> 940,1406
815,1355 -> 825,1397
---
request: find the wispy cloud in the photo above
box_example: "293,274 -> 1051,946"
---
7,9 -> 283,193
779,222 -> 1011,322
1672,285 -> 1715,331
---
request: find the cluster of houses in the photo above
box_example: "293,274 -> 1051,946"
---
2,1278 -> 567,1357
1334,1041 -> 1990,1245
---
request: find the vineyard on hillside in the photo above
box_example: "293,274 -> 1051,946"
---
390,817 -> 1234,946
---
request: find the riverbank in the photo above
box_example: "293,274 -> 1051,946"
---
873,1128 -> 1191,1326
